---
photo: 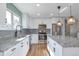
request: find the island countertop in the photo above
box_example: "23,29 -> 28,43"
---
0,35 -> 31,52
48,35 -> 79,47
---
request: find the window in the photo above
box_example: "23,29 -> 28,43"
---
6,10 -> 21,30
13,14 -> 20,29
6,10 -> 12,25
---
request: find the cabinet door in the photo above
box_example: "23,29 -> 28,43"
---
4,45 -> 17,56
16,43 -> 22,56
19,37 -> 29,56
16,40 -> 26,56
47,37 -> 54,49
4,37 -> 30,56
21,38 -> 29,56
52,42 -> 62,56
47,37 -> 62,56
47,37 -> 55,56
31,34 -> 38,44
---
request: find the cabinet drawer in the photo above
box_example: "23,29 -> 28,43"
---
4,46 -> 16,56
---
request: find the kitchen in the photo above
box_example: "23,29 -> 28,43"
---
0,3 -> 79,56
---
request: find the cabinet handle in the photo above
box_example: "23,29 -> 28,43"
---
27,42 -> 28,44
48,41 -> 49,44
53,43 -> 56,45
21,42 -> 23,44
53,47 -> 55,52
11,48 -> 16,51
21,45 -> 24,47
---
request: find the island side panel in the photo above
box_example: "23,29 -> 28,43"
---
62,47 -> 79,56
53,42 -> 63,56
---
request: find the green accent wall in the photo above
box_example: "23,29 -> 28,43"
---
6,3 -> 22,25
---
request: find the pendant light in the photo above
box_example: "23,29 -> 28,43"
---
57,6 -> 63,26
67,4 -> 75,25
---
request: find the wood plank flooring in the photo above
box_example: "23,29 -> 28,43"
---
27,43 -> 50,56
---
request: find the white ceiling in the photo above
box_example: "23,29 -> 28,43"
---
13,3 -> 79,18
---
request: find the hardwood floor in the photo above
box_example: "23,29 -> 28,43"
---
27,43 -> 50,56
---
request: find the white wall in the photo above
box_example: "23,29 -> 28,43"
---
29,17 -> 64,28
0,3 -> 13,30
29,18 -> 53,29
22,13 -> 30,28
29,17 -> 65,35
0,3 -> 6,25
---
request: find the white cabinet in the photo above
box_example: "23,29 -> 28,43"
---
47,37 -> 54,56
16,36 -> 30,56
31,34 -> 38,44
1,35 -> 30,56
21,36 -> 29,56
47,37 -> 79,56
16,37 -> 29,56
4,45 -> 18,56
16,41 -> 26,56
47,36 -> 79,56
53,42 -> 62,56
47,36 -> 62,56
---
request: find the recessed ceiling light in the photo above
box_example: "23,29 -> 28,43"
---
36,4 -> 40,7
37,13 -> 40,16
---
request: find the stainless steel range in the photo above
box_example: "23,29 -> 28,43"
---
38,24 -> 47,43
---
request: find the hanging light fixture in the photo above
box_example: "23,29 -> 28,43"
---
57,6 -> 63,26
67,4 -> 75,25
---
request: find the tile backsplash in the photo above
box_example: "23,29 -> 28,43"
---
22,28 -> 50,34
0,28 -> 50,38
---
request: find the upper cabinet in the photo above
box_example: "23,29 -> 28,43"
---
22,14 -> 30,28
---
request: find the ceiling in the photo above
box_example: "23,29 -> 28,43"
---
13,3 -> 79,18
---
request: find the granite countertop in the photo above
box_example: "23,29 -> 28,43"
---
0,34 -> 30,52
48,35 -> 79,47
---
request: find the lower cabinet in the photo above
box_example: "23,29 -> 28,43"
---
3,36 -> 30,56
47,36 -> 79,56
4,45 -> 18,56
47,36 -> 62,56
31,34 -> 38,44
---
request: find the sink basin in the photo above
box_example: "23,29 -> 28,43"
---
26,35 -> 30,37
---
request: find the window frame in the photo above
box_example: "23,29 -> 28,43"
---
6,9 -> 12,25
12,13 -> 20,30
6,8 -> 21,30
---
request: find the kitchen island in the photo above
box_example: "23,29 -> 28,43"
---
47,35 -> 79,56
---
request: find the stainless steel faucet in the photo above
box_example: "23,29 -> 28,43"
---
15,25 -> 22,38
